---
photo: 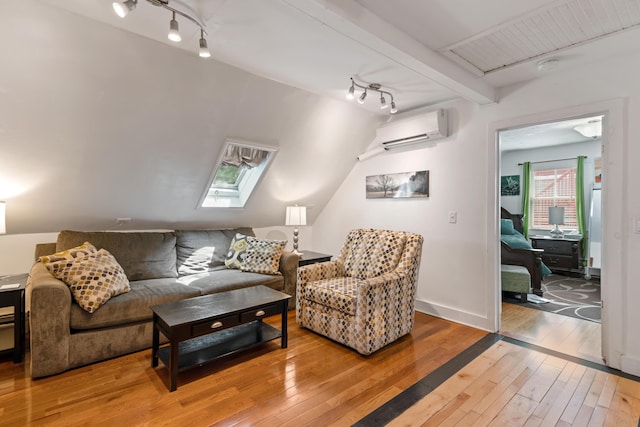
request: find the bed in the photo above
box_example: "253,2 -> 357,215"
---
500,207 -> 551,296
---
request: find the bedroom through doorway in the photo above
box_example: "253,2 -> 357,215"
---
497,115 -> 603,365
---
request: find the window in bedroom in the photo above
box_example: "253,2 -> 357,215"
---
530,166 -> 578,229
200,140 -> 277,208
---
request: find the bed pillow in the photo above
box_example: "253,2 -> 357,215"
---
241,237 -> 286,275
43,248 -> 130,313
500,219 -> 516,235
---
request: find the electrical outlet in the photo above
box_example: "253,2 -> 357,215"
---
116,218 -> 131,225
448,211 -> 457,223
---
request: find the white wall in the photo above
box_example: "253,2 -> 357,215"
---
312,50 -> 640,375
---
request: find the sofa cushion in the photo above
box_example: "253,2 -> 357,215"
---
176,229 -> 254,276
57,230 -> 178,280
69,278 -> 201,330
343,230 -> 407,279
38,241 -> 97,264
177,269 -> 284,295
242,237 -> 286,275
44,249 -> 130,314
302,277 -> 359,315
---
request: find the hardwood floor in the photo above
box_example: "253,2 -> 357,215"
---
388,340 -> 640,426
1,309 -> 635,426
500,302 -> 603,364
0,311 -> 487,426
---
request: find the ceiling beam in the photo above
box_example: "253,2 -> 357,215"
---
282,0 -> 497,105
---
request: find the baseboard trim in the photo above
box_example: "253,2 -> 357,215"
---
415,299 -> 492,332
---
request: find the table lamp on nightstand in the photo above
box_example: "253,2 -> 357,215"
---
548,206 -> 565,237
285,205 -> 306,255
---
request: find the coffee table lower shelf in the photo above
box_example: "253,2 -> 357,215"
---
156,321 -> 281,372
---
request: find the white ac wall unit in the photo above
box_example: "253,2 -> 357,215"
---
376,109 -> 448,149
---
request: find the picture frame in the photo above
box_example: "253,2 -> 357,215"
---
501,175 -> 520,196
366,170 -> 429,199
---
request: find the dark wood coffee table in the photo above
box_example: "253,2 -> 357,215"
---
151,285 -> 290,391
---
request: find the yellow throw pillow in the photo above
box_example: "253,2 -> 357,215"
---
43,249 -> 130,313
241,237 -> 286,275
38,241 -> 97,264
225,233 -> 250,269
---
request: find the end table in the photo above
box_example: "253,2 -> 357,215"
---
298,251 -> 332,266
0,273 -> 28,363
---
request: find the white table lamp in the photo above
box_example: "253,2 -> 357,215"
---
549,206 -> 565,237
285,205 -> 306,254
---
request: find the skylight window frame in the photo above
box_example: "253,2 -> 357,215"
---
199,139 -> 278,209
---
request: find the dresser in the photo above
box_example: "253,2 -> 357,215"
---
530,236 -> 583,274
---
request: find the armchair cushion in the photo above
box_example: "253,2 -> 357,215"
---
302,277 -> 359,315
343,229 -> 407,279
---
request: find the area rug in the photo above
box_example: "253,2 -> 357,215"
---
503,273 -> 601,323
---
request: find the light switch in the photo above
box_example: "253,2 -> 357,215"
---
448,211 -> 457,223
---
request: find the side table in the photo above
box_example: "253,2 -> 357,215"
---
0,273 -> 28,363
298,251 -> 332,266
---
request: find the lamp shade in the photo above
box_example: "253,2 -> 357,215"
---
548,206 -> 565,225
285,206 -> 307,226
0,201 -> 5,234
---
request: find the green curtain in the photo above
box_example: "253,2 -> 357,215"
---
576,156 -> 588,265
521,162 -> 531,238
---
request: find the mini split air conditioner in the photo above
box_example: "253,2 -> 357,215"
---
376,109 -> 448,149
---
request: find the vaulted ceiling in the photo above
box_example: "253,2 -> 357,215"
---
2,0 -> 639,234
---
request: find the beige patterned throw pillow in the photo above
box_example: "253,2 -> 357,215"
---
225,233 -> 250,269
43,249 -> 130,313
241,237 -> 286,275
38,241 -> 97,264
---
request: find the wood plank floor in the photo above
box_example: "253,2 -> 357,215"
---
500,302 -> 603,364
1,309 -> 635,426
0,311 -> 487,426
388,340 -> 640,426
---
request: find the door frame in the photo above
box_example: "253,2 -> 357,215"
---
487,99 -> 625,369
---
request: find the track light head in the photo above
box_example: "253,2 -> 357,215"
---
357,90 -> 367,104
113,0 -> 137,18
199,31 -> 211,58
346,84 -> 355,100
380,94 -> 388,109
390,101 -> 398,114
168,12 -> 181,42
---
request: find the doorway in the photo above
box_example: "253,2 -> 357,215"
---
497,115 -> 603,363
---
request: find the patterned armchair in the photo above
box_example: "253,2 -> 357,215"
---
296,229 -> 424,355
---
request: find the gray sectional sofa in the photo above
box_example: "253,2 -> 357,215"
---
28,228 -> 298,378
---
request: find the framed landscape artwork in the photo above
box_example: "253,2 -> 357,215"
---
366,170 -> 429,199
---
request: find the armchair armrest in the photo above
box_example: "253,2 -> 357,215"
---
296,260 -> 345,308
501,241 -> 544,296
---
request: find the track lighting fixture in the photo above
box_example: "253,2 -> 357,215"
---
199,30 -> 211,58
358,90 -> 367,104
113,0 -> 137,18
112,0 -> 210,58
168,11 -> 181,42
346,82 -> 355,100
346,78 -> 398,114
380,93 -> 388,109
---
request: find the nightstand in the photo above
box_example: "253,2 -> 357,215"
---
530,236 -> 583,274
298,251 -> 332,266
0,273 -> 28,363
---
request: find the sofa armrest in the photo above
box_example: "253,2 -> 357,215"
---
28,262 -> 72,377
279,251 -> 299,309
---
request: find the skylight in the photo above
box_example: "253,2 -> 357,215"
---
200,140 -> 277,208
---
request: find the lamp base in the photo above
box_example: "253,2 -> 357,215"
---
550,224 -> 564,237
